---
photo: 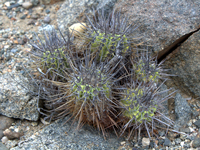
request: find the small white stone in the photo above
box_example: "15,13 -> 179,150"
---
14,128 -> 19,132
189,127 -> 195,132
4,2 -> 10,7
22,2 -> 33,9
1,136 -> 8,144
4,45 -> 10,49
180,141 -> 184,147
69,23 -> 87,37
142,137 -> 150,147
120,141 -> 126,145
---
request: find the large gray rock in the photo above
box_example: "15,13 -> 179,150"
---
10,116 -> 125,150
114,0 -> 200,52
57,0 -> 118,31
113,0 -> 200,98
165,30 -> 200,97
0,73 -> 39,121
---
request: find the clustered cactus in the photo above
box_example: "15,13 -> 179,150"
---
26,8 -> 178,140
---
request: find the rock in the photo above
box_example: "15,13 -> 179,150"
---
69,23 -> 86,37
39,0 -> 51,5
27,20 -> 35,25
22,2 -> 33,9
3,129 -> 23,140
0,73 -> 39,121
0,116 -> 14,139
20,14 -> 27,19
142,137 -> 150,147
17,0 -> 23,5
163,137 -> 171,146
114,0 -> 200,52
192,134 -> 200,148
31,14 -> 39,19
194,119 -> 200,128
111,0 -> 200,98
7,3 -> 20,10
57,0 -> 118,31
165,30 -> 200,98
9,116 -> 124,150
0,142 -> 8,150
38,24 -> 55,32
4,2 -> 10,7
45,9 -> 50,14
31,0 -> 39,6
174,93 -> 192,127
43,15 -> 51,24
1,136 -> 8,144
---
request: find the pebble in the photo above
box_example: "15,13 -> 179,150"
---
22,2 -> 33,9
43,15 -> 51,24
31,0 -> 39,6
3,129 -> 24,140
142,137 -> 150,147
69,22 -> 87,36
194,119 -> 200,128
1,136 -> 8,144
192,135 -> 200,148
0,38 -> 5,42
163,137 -> 171,146
17,0 -> 24,5
4,2 -> 10,7
11,48 -> 18,53
31,14 -> 39,19
45,9 -> 50,14
20,14 -> 27,19
27,20 -> 35,25
7,3 -> 20,10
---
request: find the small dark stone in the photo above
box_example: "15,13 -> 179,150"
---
15,7 -> 21,12
179,127 -> 191,133
45,9 -> 50,14
149,140 -> 154,148
7,3 -> 20,10
158,139 -> 164,145
192,136 -> 200,148
20,14 -> 27,19
31,14 -> 39,19
194,119 -> 200,128
159,131 -> 165,137
27,20 -> 35,25
163,137 -> 171,146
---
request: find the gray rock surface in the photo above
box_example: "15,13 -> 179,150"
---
0,142 -> 8,150
174,93 -> 192,127
165,30 -> 200,97
57,0 -> 118,31
114,0 -> 200,52
0,73 -> 39,121
10,116 -> 124,150
112,0 -> 200,98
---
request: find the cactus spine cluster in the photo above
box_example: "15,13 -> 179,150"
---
27,8 -> 177,140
